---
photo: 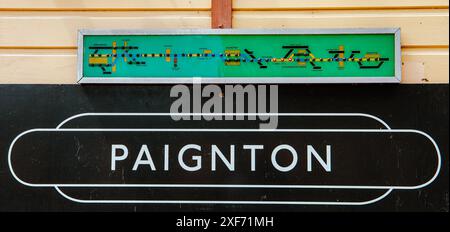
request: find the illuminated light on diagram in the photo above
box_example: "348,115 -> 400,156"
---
77,29 -> 401,83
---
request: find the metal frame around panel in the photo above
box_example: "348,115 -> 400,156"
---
77,28 -> 401,84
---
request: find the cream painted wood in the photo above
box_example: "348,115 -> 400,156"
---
0,11 -> 211,47
1,0 -> 446,10
0,0 -> 210,10
0,48 -> 447,84
0,0 -> 447,83
402,47 -> 449,83
233,0 -> 449,10
233,10 -> 449,47
0,10 -> 447,47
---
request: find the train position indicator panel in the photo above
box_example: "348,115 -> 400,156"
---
77,29 -> 401,84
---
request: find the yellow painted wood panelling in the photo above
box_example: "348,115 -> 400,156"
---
0,49 -> 76,84
0,10 -> 447,47
233,10 -> 449,47
402,47 -> 449,83
0,0 -> 447,84
0,11 -> 211,47
233,0 -> 449,10
2,0 -> 446,10
0,0 -> 211,10
0,48 -> 447,84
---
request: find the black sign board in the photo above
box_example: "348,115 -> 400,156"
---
0,84 -> 448,211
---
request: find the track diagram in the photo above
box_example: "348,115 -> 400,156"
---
79,29 -> 400,83
87,42 -> 390,75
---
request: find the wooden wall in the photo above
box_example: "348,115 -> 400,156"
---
0,0 -> 448,84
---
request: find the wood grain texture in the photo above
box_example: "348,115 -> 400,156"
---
0,11 -> 211,47
0,0 -> 211,10
212,0 -> 232,28
0,10 -> 447,47
0,48 -> 447,84
1,0 -> 447,10
233,0 -> 449,10
0,49 -> 76,84
233,9 -> 449,47
402,47 -> 449,83
0,0 -> 447,84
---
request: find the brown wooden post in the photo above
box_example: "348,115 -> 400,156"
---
211,0 -> 232,28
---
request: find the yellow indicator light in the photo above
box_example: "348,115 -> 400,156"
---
165,49 -> 171,62
88,57 -> 108,64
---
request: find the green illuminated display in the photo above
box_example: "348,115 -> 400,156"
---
79,29 -> 400,83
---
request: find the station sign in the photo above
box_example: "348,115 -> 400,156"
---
0,85 -> 447,211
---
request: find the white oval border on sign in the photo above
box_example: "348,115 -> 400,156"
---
8,113 -> 441,205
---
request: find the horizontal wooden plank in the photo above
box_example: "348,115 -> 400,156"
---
0,0 -> 210,10
0,48 -> 447,84
402,47 -> 449,83
0,49 -> 76,84
1,0 -> 447,10
0,10 -> 447,47
233,10 -> 449,47
0,11 -> 211,47
233,0 -> 449,10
